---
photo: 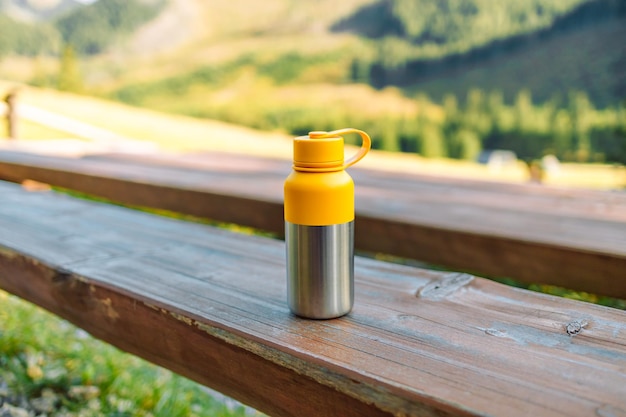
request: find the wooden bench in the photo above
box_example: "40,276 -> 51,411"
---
1,150 -> 625,298
1,179 -> 625,417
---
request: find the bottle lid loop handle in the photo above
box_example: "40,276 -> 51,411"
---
309,128 -> 371,169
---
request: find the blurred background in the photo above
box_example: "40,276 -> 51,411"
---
0,0 -> 625,188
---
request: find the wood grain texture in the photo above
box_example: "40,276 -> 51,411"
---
0,151 -> 625,299
1,180 -> 625,417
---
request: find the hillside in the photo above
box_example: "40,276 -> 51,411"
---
332,0 -> 592,57
1,0 -> 624,164
2,0 -> 623,107
343,0 -> 625,107
405,16 -> 626,108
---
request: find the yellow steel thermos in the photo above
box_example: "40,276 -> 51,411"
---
284,128 -> 371,319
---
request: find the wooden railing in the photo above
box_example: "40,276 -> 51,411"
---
0,152 -> 625,416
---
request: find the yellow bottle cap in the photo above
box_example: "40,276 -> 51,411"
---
292,129 -> 371,172
293,132 -> 344,170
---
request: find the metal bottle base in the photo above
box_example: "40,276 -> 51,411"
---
286,221 -> 354,319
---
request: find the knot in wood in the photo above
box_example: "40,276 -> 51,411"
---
417,272 -> 474,300
565,319 -> 588,337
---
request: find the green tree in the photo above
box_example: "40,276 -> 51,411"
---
420,123 -> 447,158
442,94 -> 461,154
350,58 -> 370,83
378,117 -> 401,152
463,88 -> 491,135
487,90 -> 504,115
568,91 -> 593,161
514,89 -> 533,131
552,109 -> 573,159
443,94 -> 459,118
397,117 -> 421,152
57,45 -> 83,92
455,129 -> 481,160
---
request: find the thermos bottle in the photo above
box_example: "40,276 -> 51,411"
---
284,128 -> 371,319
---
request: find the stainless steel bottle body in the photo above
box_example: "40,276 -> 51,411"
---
286,221 -> 354,319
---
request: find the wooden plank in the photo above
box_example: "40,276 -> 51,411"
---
1,180 -> 625,417
0,151 -> 625,299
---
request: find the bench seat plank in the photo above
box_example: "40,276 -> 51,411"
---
0,151 -> 625,298
1,180 -> 625,417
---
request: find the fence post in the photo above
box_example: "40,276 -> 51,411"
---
4,89 -> 19,140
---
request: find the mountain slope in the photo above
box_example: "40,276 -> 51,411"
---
406,14 -> 626,107
336,0 -> 625,106
332,0 -> 591,57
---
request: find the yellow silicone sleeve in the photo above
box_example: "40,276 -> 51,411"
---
284,170 -> 354,226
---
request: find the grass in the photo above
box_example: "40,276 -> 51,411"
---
0,290 -> 264,417
490,277 -> 626,310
